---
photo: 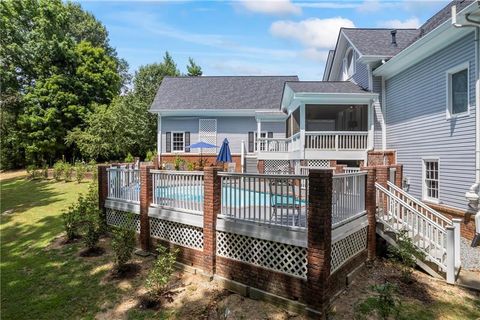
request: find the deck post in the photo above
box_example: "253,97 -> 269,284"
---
306,169 -> 333,315
139,164 -> 154,251
98,165 -> 109,227
446,226 -> 456,284
203,166 -> 221,275
365,167 -> 377,261
452,218 -> 462,269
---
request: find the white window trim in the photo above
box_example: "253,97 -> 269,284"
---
254,131 -> 267,151
171,131 -> 185,153
422,157 -> 440,204
342,47 -> 356,81
446,62 -> 470,120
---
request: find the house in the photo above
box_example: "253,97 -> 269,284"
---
150,0 -> 479,239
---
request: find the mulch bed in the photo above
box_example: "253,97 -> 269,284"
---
106,263 -> 141,280
79,246 -> 105,257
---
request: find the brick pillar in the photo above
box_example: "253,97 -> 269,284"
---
329,160 -> 337,168
306,169 -> 333,314
392,164 -> 403,188
140,164 -> 154,251
365,167 -> 377,261
335,164 -> 346,174
257,160 -> 265,174
98,165 -> 109,227
203,167 -> 221,275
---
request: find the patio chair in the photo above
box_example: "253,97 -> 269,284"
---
268,178 -> 302,227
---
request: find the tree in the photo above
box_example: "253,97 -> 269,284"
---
0,0 -> 124,168
186,57 -> 202,76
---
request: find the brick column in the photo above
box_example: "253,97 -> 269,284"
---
140,164 -> 154,251
335,164 -> 346,174
392,164 -> 403,188
306,169 -> 333,314
203,166 -> 221,275
365,167 -> 377,261
98,165 -> 109,227
257,160 -> 265,174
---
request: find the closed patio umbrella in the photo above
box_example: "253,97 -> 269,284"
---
188,141 -> 217,166
216,138 -> 232,163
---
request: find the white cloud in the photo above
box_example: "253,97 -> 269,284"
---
357,0 -> 382,12
238,0 -> 301,15
300,48 -> 330,62
270,17 -> 355,48
378,17 -> 421,28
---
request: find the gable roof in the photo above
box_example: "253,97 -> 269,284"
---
342,28 -> 420,57
150,76 -> 298,112
286,81 -> 368,94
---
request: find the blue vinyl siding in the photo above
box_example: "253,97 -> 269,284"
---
352,51 -> 369,90
160,116 -> 285,155
385,32 -> 476,211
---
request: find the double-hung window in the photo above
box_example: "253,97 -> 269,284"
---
423,159 -> 439,203
172,132 -> 185,152
447,63 -> 469,118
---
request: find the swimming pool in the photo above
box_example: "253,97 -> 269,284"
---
154,185 -> 306,207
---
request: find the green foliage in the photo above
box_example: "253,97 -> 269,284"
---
81,210 -> 101,250
62,201 -> 82,241
174,155 -> 184,171
388,229 -> 425,282
186,161 -> 195,171
0,0 -> 124,168
355,282 -> 400,320
42,164 -> 49,179
53,160 -> 65,181
186,57 -> 202,76
124,153 -> 134,163
145,150 -> 157,162
75,163 -> 87,183
145,246 -> 178,298
63,163 -> 74,182
111,217 -> 136,270
26,165 -> 41,180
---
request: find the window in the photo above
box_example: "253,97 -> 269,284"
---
447,63 -> 469,118
342,48 -> 355,80
172,132 -> 185,152
255,132 -> 267,151
423,159 -> 439,202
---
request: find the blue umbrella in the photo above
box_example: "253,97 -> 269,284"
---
188,141 -> 217,166
216,138 -> 232,163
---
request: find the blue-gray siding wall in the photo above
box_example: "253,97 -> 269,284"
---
352,51 -> 369,90
385,31 -> 476,211
160,116 -> 285,155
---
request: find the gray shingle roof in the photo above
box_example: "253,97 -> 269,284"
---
150,76 -> 298,111
342,28 -> 420,57
286,81 -> 369,94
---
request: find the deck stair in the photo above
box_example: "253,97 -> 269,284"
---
375,181 -> 461,284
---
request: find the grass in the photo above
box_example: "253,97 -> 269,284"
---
0,177 -> 121,320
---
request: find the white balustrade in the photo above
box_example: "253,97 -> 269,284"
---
332,172 -> 366,227
305,132 -> 368,151
107,167 -> 140,203
219,172 -> 308,229
151,170 -> 204,214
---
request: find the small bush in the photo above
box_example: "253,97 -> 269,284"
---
42,164 -> 49,179
81,210 -> 102,250
111,217 -> 136,270
145,245 -> 178,298
75,163 -> 87,183
63,163 -> 74,182
174,155 -> 184,171
62,203 -> 81,241
26,165 -> 41,180
354,281 -> 400,320
125,153 -> 134,163
186,161 -> 195,171
53,161 -> 65,181
388,229 -> 425,282
145,150 -> 157,162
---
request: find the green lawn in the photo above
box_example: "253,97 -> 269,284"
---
0,177 -> 121,320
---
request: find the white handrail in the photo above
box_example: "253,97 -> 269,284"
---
332,172 -> 366,227
106,167 -> 140,203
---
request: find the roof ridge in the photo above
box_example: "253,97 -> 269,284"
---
162,75 -> 299,79
341,27 -> 418,31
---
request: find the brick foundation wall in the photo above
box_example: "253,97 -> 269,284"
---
427,203 -> 477,240
152,238 -> 204,268
367,150 -> 396,166
216,256 -> 307,302
159,154 -> 242,172
327,250 -> 367,298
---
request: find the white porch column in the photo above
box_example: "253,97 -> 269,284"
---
256,120 -> 262,152
241,140 -> 245,173
368,101 -> 375,150
299,103 -> 306,159
157,114 -> 162,156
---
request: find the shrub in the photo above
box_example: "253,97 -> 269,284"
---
42,164 -> 49,179
62,202 -> 81,241
63,163 -> 74,182
145,245 -> 178,298
186,161 -> 195,171
53,161 -> 65,181
26,165 -> 41,179
81,210 -> 101,250
145,150 -> 157,162
125,153 -> 134,163
75,162 -> 87,183
354,281 -> 400,320
111,217 -> 136,270
388,229 -> 425,282
174,155 -> 184,171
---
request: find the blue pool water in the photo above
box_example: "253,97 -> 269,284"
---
154,185 -> 305,207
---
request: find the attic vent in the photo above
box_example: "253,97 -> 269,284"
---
391,30 -> 397,46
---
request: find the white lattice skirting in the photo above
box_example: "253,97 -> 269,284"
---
106,208 -> 140,233
149,217 -> 203,250
308,159 -> 330,168
330,226 -> 368,273
264,160 -> 291,174
216,231 -> 307,278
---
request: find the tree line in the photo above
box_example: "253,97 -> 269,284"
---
0,0 -> 202,169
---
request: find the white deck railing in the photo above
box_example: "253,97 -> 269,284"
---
344,167 -> 362,174
257,132 -> 302,153
332,172 -> 366,227
151,170 -> 204,214
219,172 -> 308,229
107,167 -> 140,203
306,131 -> 368,150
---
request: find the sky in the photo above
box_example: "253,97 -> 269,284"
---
79,0 -> 451,80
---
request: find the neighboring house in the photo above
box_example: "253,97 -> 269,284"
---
150,0 -> 479,236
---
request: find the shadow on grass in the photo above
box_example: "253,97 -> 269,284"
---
0,178 -> 63,215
